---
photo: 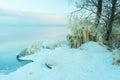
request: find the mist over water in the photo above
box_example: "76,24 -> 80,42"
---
0,26 -> 69,44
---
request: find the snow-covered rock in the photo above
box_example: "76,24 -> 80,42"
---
112,49 -> 120,65
17,41 -> 40,58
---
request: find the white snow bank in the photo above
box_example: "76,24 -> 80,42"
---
0,41 -> 120,80
80,41 -> 108,53
41,40 -> 61,49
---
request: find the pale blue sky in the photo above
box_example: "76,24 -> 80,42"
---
0,0 -> 75,14
0,0 -> 76,26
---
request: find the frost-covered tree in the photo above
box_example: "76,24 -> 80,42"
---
68,0 -> 120,49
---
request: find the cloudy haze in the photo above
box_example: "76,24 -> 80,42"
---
0,0 -> 75,14
0,0 -> 76,26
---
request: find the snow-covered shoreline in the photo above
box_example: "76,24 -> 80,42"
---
0,41 -> 120,80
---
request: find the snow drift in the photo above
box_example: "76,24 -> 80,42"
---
0,41 -> 120,80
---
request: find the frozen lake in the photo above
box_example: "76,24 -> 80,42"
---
0,26 -> 69,74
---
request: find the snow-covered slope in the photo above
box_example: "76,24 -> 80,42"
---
0,41 -> 120,80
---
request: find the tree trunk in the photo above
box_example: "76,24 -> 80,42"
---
92,0 -> 102,41
106,0 -> 117,41
95,0 -> 103,27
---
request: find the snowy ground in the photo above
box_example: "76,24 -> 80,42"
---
0,41 -> 120,80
